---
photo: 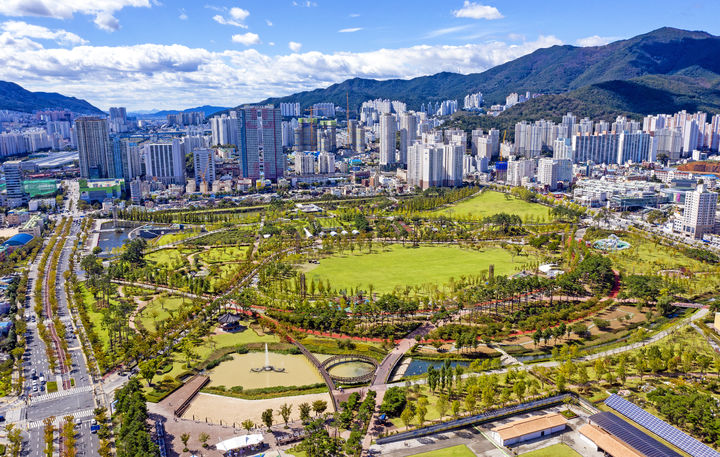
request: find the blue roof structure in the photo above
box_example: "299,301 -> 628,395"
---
3,233 -> 34,247
590,412 -> 681,457
604,394 -> 720,457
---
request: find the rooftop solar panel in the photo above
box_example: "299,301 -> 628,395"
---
604,394 -> 720,457
590,412 -> 682,457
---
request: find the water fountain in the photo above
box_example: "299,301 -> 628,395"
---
250,344 -> 286,373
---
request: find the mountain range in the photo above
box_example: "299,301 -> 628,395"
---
0,81 -> 103,115
253,27 -> 720,125
131,105 -> 229,118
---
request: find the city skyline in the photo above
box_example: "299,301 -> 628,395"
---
1,0 -> 719,110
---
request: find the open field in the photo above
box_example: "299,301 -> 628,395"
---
182,391 -> 332,427
519,443 -> 582,457
436,191 -> 551,221
408,444 -> 477,457
303,244 -> 518,293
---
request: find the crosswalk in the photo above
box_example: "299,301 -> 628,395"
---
29,385 -> 93,404
26,408 -> 94,429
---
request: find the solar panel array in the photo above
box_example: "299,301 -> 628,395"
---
590,412 -> 682,457
604,394 -> 720,457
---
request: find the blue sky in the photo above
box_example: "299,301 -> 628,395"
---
0,0 -> 717,110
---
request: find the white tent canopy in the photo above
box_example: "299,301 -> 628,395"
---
216,434 -> 264,452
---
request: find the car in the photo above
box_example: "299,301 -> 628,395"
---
32,385 -> 38,392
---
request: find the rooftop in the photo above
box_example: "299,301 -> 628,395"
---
492,413 -> 567,441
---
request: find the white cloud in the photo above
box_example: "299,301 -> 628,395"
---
232,32 -> 260,46
213,7 -> 250,27
349,13 -> 360,17
1,20 -> 86,45
338,27 -> 363,33
288,41 -> 302,52
0,0 -> 151,31
179,9 -> 188,20
426,25 -> 471,38
265,19 -> 273,26
292,1 -> 317,7
452,1 -> 503,20
268,42 -> 275,46
576,35 -> 617,47
0,34 -> 561,110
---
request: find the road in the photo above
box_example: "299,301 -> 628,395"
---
3,182 -> 99,457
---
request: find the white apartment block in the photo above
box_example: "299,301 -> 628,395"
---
682,184 -> 718,239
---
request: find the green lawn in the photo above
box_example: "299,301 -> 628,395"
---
196,246 -> 248,263
436,190 -> 550,221
304,244 -> 518,293
78,285 -> 112,350
137,294 -> 191,333
145,248 -> 196,268
519,443 -> 581,457
408,444 -> 476,457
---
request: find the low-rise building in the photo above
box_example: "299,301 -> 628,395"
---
489,413 -> 567,446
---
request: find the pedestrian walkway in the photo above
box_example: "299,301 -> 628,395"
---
29,385 -> 93,405
26,408 -> 94,429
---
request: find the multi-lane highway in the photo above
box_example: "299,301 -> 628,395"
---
2,183 -> 100,456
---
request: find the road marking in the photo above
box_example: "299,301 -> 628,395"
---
25,408 -> 94,429
29,385 -> 93,404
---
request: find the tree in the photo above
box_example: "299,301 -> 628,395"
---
437,395 -> 449,419
262,409 -> 274,429
299,402 -> 312,422
241,420 -> 254,432
312,400 -> 328,417
464,393 -> 476,413
180,433 -> 190,453
198,432 -> 210,449
139,359 -> 157,386
451,400 -> 460,417
400,408 -> 414,430
379,387 -> 406,417
416,405 -> 428,426
280,403 -> 293,426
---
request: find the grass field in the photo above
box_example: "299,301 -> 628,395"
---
607,235 -> 720,295
197,246 -> 248,263
436,191 -> 550,221
519,443 -> 582,457
145,248 -> 195,268
408,445 -> 476,457
304,244 -> 518,293
137,294 -> 190,333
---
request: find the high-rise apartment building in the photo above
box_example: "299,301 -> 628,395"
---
145,140 -> 185,185
236,106 -> 284,181
317,152 -> 335,174
682,184 -> 718,239
379,113 -> 396,166
538,158 -> 572,190
398,112 -> 417,165
507,159 -> 536,186
2,160 -> 25,208
193,148 -> 216,186
407,133 -> 463,189
571,133 -> 619,165
295,151 -> 315,175
280,102 -> 301,117
76,117 -> 113,179
294,118 -> 318,152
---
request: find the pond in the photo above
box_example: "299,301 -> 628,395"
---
96,223 -> 132,256
206,352 -> 323,390
397,358 -> 470,378
314,354 -> 376,379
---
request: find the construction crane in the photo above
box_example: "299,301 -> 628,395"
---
302,106 -> 316,151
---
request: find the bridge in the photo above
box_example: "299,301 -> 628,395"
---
320,354 -> 378,384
